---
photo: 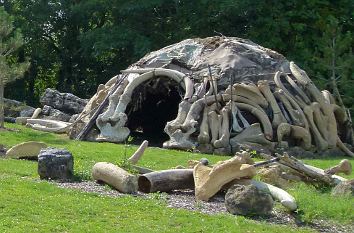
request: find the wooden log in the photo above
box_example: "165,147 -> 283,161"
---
138,169 -> 194,193
92,162 -> 138,193
276,153 -> 339,187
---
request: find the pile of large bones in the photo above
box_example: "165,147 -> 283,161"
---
24,36 -> 353,157
76,36 -> 352,157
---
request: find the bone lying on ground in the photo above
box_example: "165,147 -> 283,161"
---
325,159 -> 352,175
128,140 -> 149,164
26,119 -> 71,133
138,169 -> 194,193
250,180 -> 297,211
92,162 -> 138,193
194,157 -> 256,201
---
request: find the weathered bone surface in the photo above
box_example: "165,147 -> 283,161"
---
325,159 -> 352,176
72,36 -> 353,156
194,156 -> 256,201
128,140 -> 149,164
138,169 -> 194,193
92,162 -> 138,193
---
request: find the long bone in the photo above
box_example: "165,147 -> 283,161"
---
226,84 -> 268,108
273,71 -> 308,108
321,90 -> 336,104
290,63 -> 340,147
311,102 -> 329,142
214,106 -> 231,148
208,111 -> 221,145
281,91 -> 309,130
277,123 -> 311,150
121,68 -> 194,100
274,89 -> 302,126
235,102 -> 273,140
303,105 -> 328,151
198,104 -> 217,144
165,100 -> 192,134
257,80 -> 287,128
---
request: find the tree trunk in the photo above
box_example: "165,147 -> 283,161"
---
0,75 -> 4,128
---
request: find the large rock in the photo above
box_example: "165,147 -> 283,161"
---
5,141 -> 47,159
38,148 -> 74,180
331,180 -> 354,197
42,105 -> 72,122
40,88 -> 88,114
225,184 -> 274,216
4,98 -> 35,117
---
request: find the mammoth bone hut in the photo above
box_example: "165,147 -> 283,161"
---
64,36 -> 353,157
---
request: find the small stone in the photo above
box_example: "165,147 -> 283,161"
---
38,148 -> 74,180
331,180 -> 354,197
0,144 -> 6,156
5,141 -> 47,159
225,184 -> 274,216
199,158 -> 209,166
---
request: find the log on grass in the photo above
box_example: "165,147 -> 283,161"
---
92,162 -> 138,193
138,169 -> 194,193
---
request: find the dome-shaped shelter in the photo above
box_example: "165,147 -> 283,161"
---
71,36 -> 353,156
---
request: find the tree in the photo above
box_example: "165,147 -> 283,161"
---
0,6 -> 29,128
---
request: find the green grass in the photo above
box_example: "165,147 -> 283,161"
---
0,123 -> 353,232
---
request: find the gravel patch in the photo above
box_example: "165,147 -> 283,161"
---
56,181 -> 353,233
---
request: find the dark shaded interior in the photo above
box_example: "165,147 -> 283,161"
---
126,77 -> 182,146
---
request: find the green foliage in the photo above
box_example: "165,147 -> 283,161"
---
1,0 -> 353,116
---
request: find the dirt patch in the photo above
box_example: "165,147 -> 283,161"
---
56,180 -> 353,233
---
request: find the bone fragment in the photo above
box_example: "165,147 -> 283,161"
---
258,80 -> 287,128
325,159 -> 352,175
92,162 -> 138,193
128,140 -> 149,164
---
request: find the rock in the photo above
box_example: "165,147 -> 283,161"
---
4,98 -> 35,117
285,146 -> 315,158
69,114 -> 79,123
0,144 -> 6,156
4,117 -> 16,123
193,156 -> 256,201
38,148 -> 74,180
15,117 -> 30,125
331,180 -> 354,197
42,105 -> 72,122
5,141 -> 47,159
258,165 -> 290,189
40,88 -> 88,114
20,107 -> 35,117
225,184 -> 274,216
200,158 -> 209,166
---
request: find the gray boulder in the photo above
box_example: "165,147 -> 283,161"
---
225,184 -> 274,216
38,148 -> 74,180
4,98 -> 35,117
42,105 -> 72,122
0,144 -> 6,156
40,88 -> 88,114
332,180 -> 354,197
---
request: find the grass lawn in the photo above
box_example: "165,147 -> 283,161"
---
0,123 -> 353,232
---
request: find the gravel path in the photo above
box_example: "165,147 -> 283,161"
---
56,181 -> 353,233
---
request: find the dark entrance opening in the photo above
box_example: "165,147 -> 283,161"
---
125,77 -> 183,147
